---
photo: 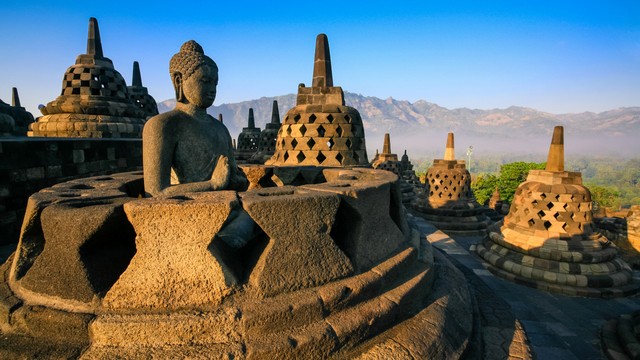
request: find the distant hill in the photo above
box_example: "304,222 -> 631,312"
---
158,93 -> 640,157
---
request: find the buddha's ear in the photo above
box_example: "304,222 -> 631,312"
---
172,72 -> 184,103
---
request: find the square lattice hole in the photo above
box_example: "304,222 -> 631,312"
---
546,202 -> 554,210
543,220 -> 552,230
537,210 -> 546,219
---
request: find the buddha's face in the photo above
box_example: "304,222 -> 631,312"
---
181,64 -> 218,109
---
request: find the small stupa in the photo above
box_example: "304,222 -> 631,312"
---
249,100 -> 281,164
371,133 -> 416,204
0,88 -> 35,136
235,108 -> 261,162
266,34 -> 368,166
476,126 -> 639,297
413,132 -> 491,236
29,18 -> 146,138
127,61 -> 158,119
399,149 -> 422,190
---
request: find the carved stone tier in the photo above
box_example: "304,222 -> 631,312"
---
476,127 -> 639,297
29,18 -> 146,138
600,310 -> 640,360
0,167 -> 475,358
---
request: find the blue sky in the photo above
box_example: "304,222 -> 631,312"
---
1,1 -> 638,116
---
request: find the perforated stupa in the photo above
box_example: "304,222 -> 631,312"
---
266,34 -> 368,166
28,18 -> 146,138
235,108 -> 261,162
476,126 -> 639,297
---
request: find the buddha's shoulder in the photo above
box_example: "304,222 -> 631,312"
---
144,110 -> 191,134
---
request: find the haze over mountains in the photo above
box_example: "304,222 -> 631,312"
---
158,92 -> 640,158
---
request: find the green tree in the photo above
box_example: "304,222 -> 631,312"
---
471,174 -> 498,205
587,183 -> 621,210
497,162 -> 546,203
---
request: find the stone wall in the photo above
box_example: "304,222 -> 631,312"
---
0,138 -> 142,244
594,205 -> 640,268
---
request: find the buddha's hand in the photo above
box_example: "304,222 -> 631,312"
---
210,155 -> 231,190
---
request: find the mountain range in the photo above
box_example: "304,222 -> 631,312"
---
158,93 -> 640,157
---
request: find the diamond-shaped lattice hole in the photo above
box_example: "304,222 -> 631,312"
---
317,125 -> 326,137
555,194 -> 560,201
291,138 -> 298,148
309,114 -> 317,123
336,153 -> 344,164
307,138 -> 316,149
537,210 -> 546,219
316,151 -> 326,163
444,174 -> 449,179
540,193 -> 547,200
448,193 -> 453,199
327,138 -> 335,149
546,202 -> 554,210
452,175 -> 457,180
577,223 -> 582,231
283,151 -> 289,161
523,208 -> 530,215
436,174 -> 440,178
294,114 -> 301,123
345,138 -> 352,149
344,114 -> 351,123
570,194 -> 575,201
327,114 -> 334,123
336,126 -> 343,137
562,223 -> 568,231
299,124 -> 307,136
528,219 -> 535,227
532,200 -> 538,206
543,220 -> 552,230
553,212 -> 560,220
434,185 -> 440,191
453,187 -> 457,192
563,203 -> 568,210
284,115 -> 289,122
296,151 -> 306,163
286,126 -> 292,136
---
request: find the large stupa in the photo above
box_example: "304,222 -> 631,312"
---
266,34 -> 368,166
28,18 -> 146,138
475,126 -> 640,297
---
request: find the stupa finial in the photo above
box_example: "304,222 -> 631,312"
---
382,133 -> 391,154
11,87 -> 20,108
87,17 -> 104,58
545,126 -> 564,172
444,132 -> 455,160
271,100 -> 280,124
247,108 -> 255,128
132,61 -> 142,87
312,34 -> 333,87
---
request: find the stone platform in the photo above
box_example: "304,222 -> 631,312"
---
0,166 -> 477,358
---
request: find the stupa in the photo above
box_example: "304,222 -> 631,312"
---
127,61 -> 158,118
601,310 -> 640,360
0,35 -> 477,359
28,18 -> 146,138
235,108 -> 261,162
412,132 -> 491,236
371,133 -> 417,204
475,126 -> 639,297
249,100 -> 281,164
0,88 -> 35,136
266,34 -> 368,166
399,149 -> 422,192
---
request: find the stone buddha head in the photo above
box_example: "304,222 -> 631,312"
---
169,40 -> 219,109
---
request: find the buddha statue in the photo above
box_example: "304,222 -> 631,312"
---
143,40 -> 247,196
143,40 -> 251,249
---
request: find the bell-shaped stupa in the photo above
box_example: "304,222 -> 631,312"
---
127,61 -> 158,119
266,34 -> 368,166
476,126 -> 639,297
371,133 -> 416,204
235,108 -> 261,162
249,100 -> 282,164
29,18 -> 146,138
413,132 -> 491,236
